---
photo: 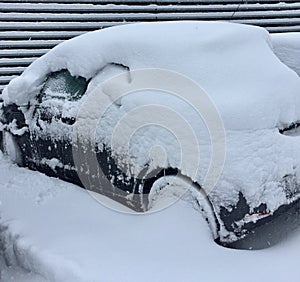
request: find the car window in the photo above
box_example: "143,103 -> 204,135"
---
41,69 -> 88,101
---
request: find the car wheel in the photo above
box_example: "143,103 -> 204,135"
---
140,168 -> 220,238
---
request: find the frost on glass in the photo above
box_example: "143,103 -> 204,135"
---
40,69 -> 88,101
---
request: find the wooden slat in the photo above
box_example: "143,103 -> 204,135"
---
0,0 -> 299,4
0,21 -> 123,31
1,3 -> 300,13
0,75 -> 18,84
0,67 -> 26,75
0,57 -> 39,67
0,31 -> 84,40
1,10 -> 300,22
232,17 -> 300,26
0,40 -> 64,49
267,25 -> 300,32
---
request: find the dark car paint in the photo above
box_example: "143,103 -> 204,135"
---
220,196 -> 300,250
2,103 -> 183,211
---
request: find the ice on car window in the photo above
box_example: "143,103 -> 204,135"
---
41,69 -> 88,101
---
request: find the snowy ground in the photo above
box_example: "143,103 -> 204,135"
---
1,153 -> 300,282
1,23 -> 300,282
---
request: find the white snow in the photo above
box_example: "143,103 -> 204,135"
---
271,32 -> 300,77
1,154 -> 300,282
0,256 -> 47,282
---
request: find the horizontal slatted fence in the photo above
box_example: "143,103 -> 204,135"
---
0,0 -> 299,94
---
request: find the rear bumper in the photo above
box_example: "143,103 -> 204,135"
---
217,197 -> 300,249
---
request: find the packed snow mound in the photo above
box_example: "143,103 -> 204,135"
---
271,32 -> 300,77
3,21 -> 300,131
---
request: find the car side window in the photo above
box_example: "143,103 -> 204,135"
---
40,69 -> 88,101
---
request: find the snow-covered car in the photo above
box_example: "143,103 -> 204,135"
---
1,21 -> 300,249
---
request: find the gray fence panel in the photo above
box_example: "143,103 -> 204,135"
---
0,0 -> 299,93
